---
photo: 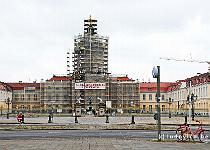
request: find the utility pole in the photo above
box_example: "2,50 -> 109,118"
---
152,66 -> 161,141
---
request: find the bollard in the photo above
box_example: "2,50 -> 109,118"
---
184,115 -> 187,124
75,116 -> 78,123
22,114 -> 25,124
169,112 -> 171,118
131,115 -> 135,124
6,113 -> 9,119
105,115 -> 109,123
48,115 -> 52,123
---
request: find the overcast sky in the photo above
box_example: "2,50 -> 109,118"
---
0,0 -> 209,83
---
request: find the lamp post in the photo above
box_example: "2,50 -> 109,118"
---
5,97 -> 11,119
168,98 -> 172,118
130,101 -> 135,124
88,96 -> 92,113
48,101 -> 55,123
191,93 -> 197,121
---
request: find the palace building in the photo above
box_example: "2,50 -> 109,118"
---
2,16 -> 209,116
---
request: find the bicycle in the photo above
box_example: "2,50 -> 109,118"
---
176,120 -> 209,143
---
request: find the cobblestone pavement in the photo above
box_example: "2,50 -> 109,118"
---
1,116 -> 210,125
0,138 -> 209,150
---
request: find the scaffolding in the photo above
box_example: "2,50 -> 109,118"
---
41,76 -> 71,113
109,76 -> 140,111
71,16 -> 109,110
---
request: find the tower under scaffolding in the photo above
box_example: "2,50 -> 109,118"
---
73,16 -> 108,74
71,16 -> 109,110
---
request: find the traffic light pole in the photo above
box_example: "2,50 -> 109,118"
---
152,66 -> 161,141
157,66 -> 161,141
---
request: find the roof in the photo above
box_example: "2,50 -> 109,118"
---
186,72 -> 210,87
111,76 -> 135,82
167,72 -> 210,92
6,82 -> 40,90
140,82 -> 173,93
0,82 -> 12,92
47,75 -> 71,81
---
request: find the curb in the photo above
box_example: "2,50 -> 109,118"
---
0,124 -> 177,131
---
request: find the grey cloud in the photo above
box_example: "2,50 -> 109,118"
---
0,0 -> 210,82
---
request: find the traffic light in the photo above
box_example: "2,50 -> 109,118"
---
154,113 -> 158,120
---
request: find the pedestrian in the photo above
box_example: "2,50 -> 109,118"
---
17,112 -> 23,124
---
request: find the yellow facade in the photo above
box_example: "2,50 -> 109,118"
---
140,92 -> 168,113
167,80 -> 210,116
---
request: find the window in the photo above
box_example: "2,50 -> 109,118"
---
206,87 -> 208,96
48,95 -> 51,100
143,105 -> 146,111
148,88 -> 152,91
161,95 -> 165,101
149,94 -> 152,101
34,94 -> 37,100
149,105 -> 152,112
64,95 -> 69,100
21,94 -> 24,100
201,88 -> 203,97
162,105 -> 165,112
56,94 -> 59,100
199,88 -> 200,97
143,94 -> 146,101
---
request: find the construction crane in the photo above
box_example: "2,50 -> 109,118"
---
159,57 -> 210,73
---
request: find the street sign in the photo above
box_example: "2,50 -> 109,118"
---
106,101 -> 112,108
75,83 -> 106,89
152,66 -> 158,78
57,109 -> 62,113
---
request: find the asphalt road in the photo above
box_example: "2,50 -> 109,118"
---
0,130 -> 173,139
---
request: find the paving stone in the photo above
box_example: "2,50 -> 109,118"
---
0,138 -> 209,150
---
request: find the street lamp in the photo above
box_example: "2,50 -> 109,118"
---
48,101 -> 55,123
5,97 -> 11,119
191,93 -> 197,121
168,98 -> 173,118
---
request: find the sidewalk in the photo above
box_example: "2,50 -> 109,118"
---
0,116 -> 210,131
0,137 -> 209,150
